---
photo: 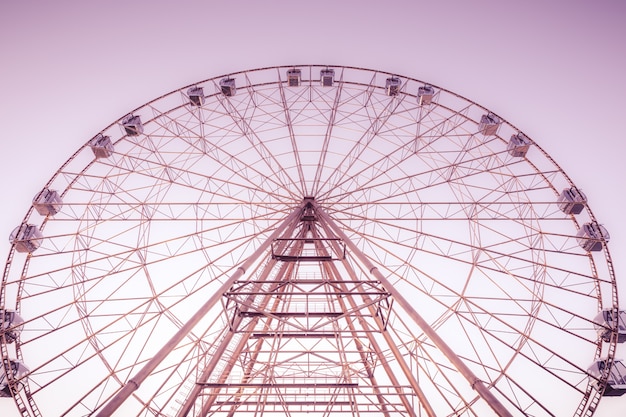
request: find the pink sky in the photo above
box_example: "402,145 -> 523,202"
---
1,1 -> 625,415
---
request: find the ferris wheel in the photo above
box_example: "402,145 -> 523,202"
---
1,65 -> 624,417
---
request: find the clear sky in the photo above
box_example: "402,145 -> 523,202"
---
1,0 -> 625,415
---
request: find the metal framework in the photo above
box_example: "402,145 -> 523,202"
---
0,65 -> 620,416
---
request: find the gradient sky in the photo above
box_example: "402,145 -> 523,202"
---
1,1 -> 625,415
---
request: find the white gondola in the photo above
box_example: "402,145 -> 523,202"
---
576,222 -> 609,252
10,224 -> 43,253
32,188 -> 63,216
121,115 -> 143,136
187,86 -> 205,106
594,309 -> 626,343
557,187 -> 587,215
287,69 -> 301,87
588,358 -> 626,396
88,133 -> 114,159
1,310 -> 24,344
320,69 -> 335,87
220,78 -> 236,97
385,77 -> 401,96
507,132 -> 531,157
417,84 -> 435,106
478,113 -> 501,136
0,359 -> 29,397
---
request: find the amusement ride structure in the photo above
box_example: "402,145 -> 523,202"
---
1,65 -> 624,416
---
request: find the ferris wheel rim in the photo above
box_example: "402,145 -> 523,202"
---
0,64 -> 619,417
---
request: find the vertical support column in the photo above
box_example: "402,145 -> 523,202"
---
95,204 -> 305,417
313,218 -> 428,417
314,203 -> 514,417
178,218 -> 305,417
